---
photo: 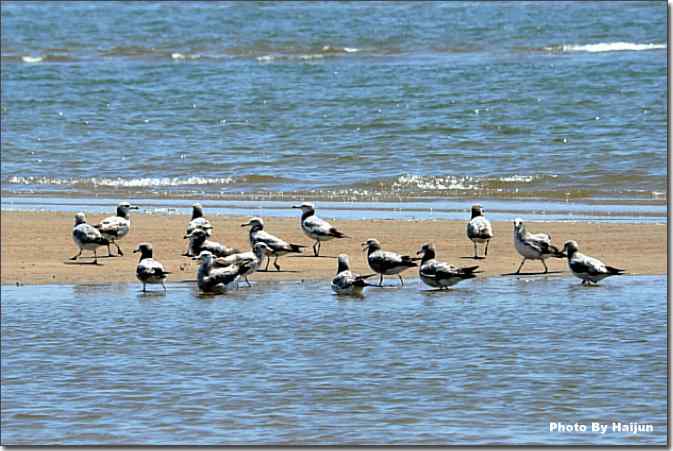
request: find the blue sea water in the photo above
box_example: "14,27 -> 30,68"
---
0,1 -> 667,202
0,275 -> 667,445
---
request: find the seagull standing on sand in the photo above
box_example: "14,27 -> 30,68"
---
94,202 -> 139,256
292,202 -> 349,256
184,203 -> 214,256
184,229 -> 240,258
195,250 -> 253,293
362,238 -> 418,287
210,242 -> 273,287
133,243 -> 170,292
417,243 -> 479,289
70,212 -> 110,263
466,204 -> 493,258
241,217 -> 304,271
331,254 -> 375,295
512,218 -> 565,274
562,240 -> 625,285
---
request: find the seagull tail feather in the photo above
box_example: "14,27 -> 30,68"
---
606,266 -> 625,275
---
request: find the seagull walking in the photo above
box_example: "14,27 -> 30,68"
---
94,202 -> 139,256
195,250 -> 253,293
134,243 -> 170,292
362,238 -> 418,287
70,212 -> 110,263
184,228 -> 240,258
331,254 -> 375,295
562,240 -> 625,285
513,218 -> 565,274
184,203 -> 214,256
292,202 -> 348,256
241,217 -> 304,271
466,204 -> 493,259
417,243 -> 479,289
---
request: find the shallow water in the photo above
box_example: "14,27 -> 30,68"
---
1,275 -> 666,445
1,2 -> 667,202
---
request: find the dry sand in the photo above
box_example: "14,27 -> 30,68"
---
0,210 -> 666,286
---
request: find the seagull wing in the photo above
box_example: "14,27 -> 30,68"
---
74,224 -> 108,244
187,217 -> 213,235
253,230 -> 301,253
96,216 -> 129,238
467,217 -> 493,239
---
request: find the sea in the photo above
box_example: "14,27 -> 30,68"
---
0,1 -> 668,446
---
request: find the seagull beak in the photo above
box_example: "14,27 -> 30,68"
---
133,248 -> 139,253
183,234 -> 191,239
416,250 -> 422,256
241,222 -> 250,227
130,205 -> 140,210
291,205 -> 300,209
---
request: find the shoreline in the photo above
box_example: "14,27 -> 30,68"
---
1,210 -> 667,287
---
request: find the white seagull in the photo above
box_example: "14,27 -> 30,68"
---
70,212 -> 110,263
94,201 -> 139,256
417,243 -> 479,289
210,242 -> 273,287
195,250 -> 253,293
241,217 -> 304,271
513,218 -> 565,274
292,202 -> 348,256
133,243 -> 170,292
562,240 -> 625,285
466,204 -> 493,259
184,203 -> 214,256
362,238 -> 419,287
184,228 -> 240,258
331,254 -> 375,295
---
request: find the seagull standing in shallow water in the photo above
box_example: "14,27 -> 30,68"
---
417,243 -> 479,289
331,254 -> 375,295
362,238 -> 419,287
195,250 -> 253,293
70,212 -> 109,263
210,242 -> 273,287
94,202 -> 139,256
134,243 -> 170,292
512,218 -> 565,274
241,217 -> 304,271
562,240 -> 624,285
292,202 -> 348,256
466,204 -> 493,259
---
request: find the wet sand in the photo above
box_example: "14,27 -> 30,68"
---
1,211 -> 666,286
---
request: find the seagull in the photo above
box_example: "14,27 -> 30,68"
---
417,243 -> 479,289
211,242 -> 273,287
94,201 -> 139,256
70,212 -> 110,263
362,238 -> 419,287
513,218 -> 565,274
184,228 -> 240,258
292,202 -> 348,256
241,217 -> 304,271
184,203 -> 214,256
466,204 -> 493,259
562,240 -> 625,285
133,243 -> 170,292
194,250 -> 253,293
331,254 -> 376,295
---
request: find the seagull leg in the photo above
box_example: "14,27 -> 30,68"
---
161,280 -> 166,292
115,242 -> 124,256
485,240 -> 490,256
378,274 -> 384,287
107,243 -> 114,257
70,249 -> 82,261
515,258 -> 527,274
265,257 -> 271,272
274,257 -> 281,271
542,260 -> 549,273
398,275 -> 405,287
142,282 -> 147,292
313,240 -> 320,257
245,276 -> 252,287
473,242 -> 478,259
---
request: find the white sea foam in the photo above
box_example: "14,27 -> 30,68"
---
393,175 -> 478,191
6,176 -> 236,187
21,56 -> 44,63
171,52 -> 200,60
547,42 -> 666,53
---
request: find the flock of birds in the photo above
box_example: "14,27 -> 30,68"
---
70,202 -> 626,294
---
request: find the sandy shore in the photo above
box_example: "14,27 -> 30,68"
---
1,210 -> 667,286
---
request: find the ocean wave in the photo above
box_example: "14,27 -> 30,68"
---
545,42 -> 666,53
5,176 -> 237,187
170,52 -> 201,61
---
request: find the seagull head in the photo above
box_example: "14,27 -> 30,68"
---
417,242 -> 435,258
471,204 -> 484,219
192,203 -> 204,218
241,217 -> 264,229
513,218 -> 524,231
133,242 -> 153,258
117,202 -> 139,218
74,212 -> 87,225
292,202 -> 315,213
252,242 -> 273,257
184,228 -> 207,240
193,250 -> 214,263
336,254 -> 350,273
562,240 -> 579,257
361,238 -> 381,251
